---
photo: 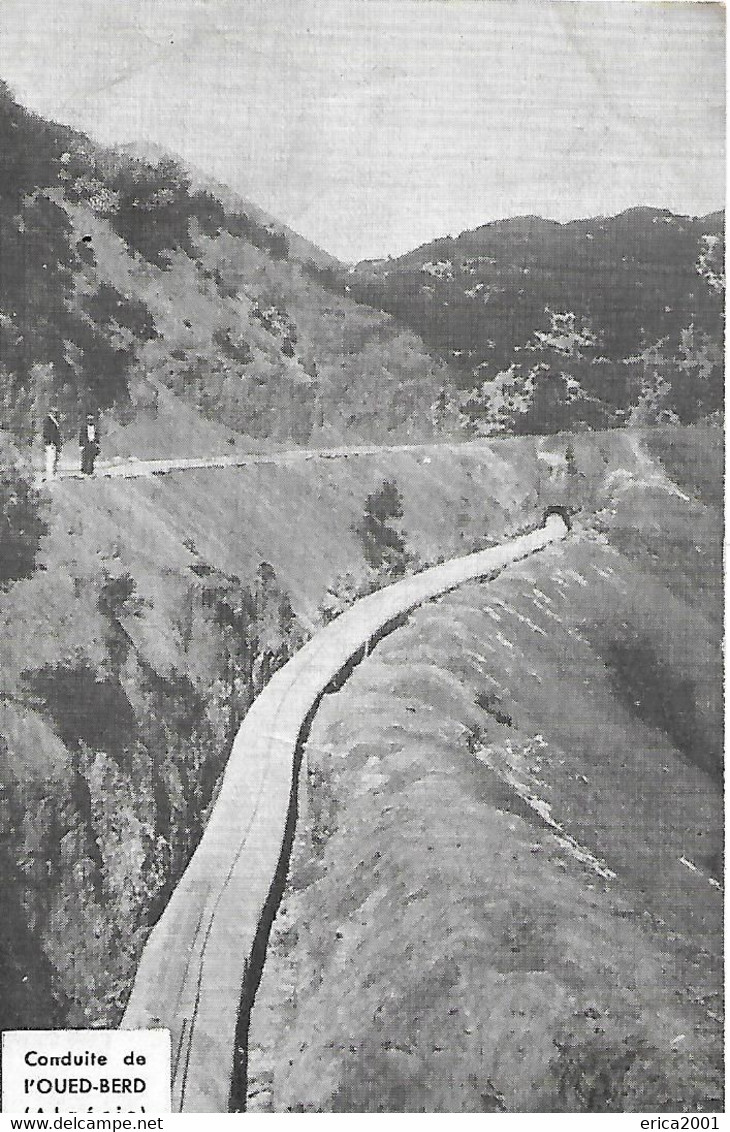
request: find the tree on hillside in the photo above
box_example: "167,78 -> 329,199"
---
354,480 -> 410,576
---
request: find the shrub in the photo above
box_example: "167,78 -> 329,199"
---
354,479 -> 411,576
0,461 -> 48,587
84,284 -> 157,342
213,326 -> 253,366
547,1030 -> 712,1112
97,571 -> 143,621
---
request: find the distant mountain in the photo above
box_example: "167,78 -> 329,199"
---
351,206 -> 724,364
320,206 -> 724,434
0,81 -> 456,453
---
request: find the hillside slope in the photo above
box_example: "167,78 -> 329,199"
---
0,425 -> 719,1086
247,427 -> 723,1113
249,553 -> 722,1111
1,429 -> 573,1031
0,79 -> 456,458
353,208 -> 724,364
1,80 -> 723,456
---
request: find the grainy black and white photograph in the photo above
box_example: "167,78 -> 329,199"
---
0,0 -> 724,1116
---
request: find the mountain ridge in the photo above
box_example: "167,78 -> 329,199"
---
355,206 -> 725,270
324,203 -> 725,436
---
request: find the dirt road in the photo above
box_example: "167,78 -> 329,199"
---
39,438 -> 502,483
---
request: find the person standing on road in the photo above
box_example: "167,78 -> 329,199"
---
79,412 -> 100,475
42,406 -> 62,480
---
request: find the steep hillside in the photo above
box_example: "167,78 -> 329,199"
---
0,74 -> 722,1112
311,209 -> 724,435
247,426 -> 723,1113
118,141 -> 340,272
0,431 -> 564,1032
0,80 -> 456,458
249,551 -> 722,1112
0,426 -> 720,1069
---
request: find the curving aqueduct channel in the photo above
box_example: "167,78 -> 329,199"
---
121,513 -> 570,1112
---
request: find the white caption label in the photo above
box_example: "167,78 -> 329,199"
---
1,1030 -> 171,1114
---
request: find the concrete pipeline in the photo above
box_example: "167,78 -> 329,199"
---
121,513 -> 570,1111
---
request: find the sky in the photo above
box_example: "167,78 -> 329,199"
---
0,0 -> 724,261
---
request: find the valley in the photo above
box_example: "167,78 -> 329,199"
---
0,68 -> 722,1116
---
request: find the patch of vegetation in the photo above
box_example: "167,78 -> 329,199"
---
318,571 -> 373,625
213,326 -> 253,366
474,688 -> 513,727
354,479 -> 411,576
0,460 -> 48,587
224,211 -> 289,260
97,570 -> 144,622
23,656 -> 137,759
